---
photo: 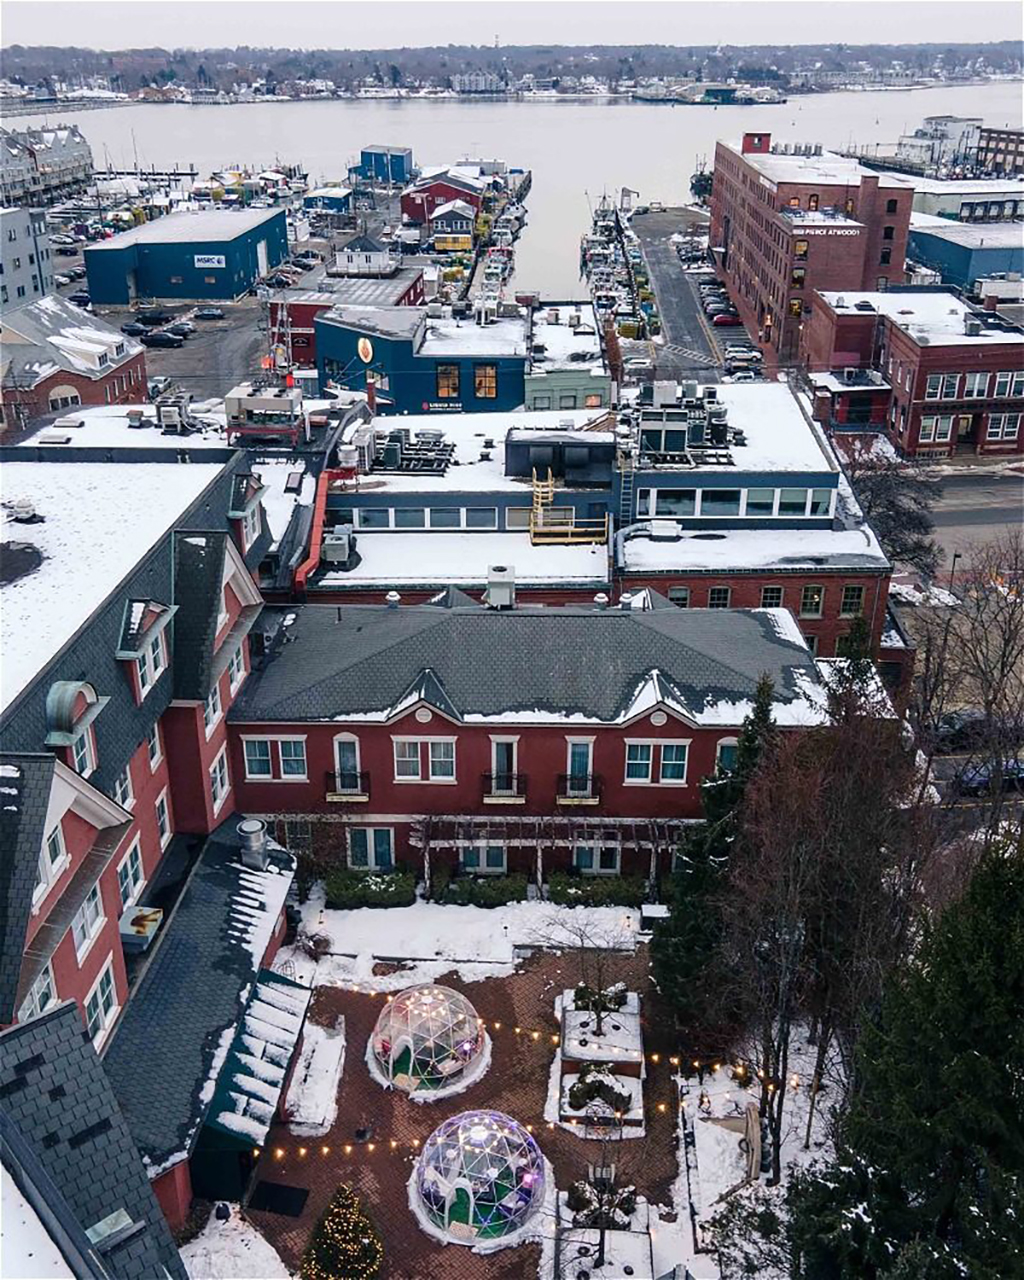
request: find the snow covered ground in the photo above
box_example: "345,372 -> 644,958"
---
274,891 -> 641,990
180,1206 -> 291,1279
284,1016 -> 346,1135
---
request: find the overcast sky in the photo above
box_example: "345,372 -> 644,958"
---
2,0 -> 1021,52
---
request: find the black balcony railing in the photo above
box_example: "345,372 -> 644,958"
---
325,769 -> 370,796
482,771 -> 527,798
556,773 -> 603,800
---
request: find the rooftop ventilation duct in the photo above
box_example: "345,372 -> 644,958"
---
237,818 -> 269,870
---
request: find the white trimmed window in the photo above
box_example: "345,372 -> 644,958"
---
993,370 -> 1024,397
71,883 -> 105,962
963,372 -> 989,399
137,631 -> 167,697
242,504 -> 261,549
117,842 -> 144,909
349,827 -> 394,870
462,845 -> 507,874
155,790 -> 171,848
244,738 -> 273,778
428,740 -> 455,780
84,959 -> 118,1047
228,644 -> 246,692
988,413 -> 1021,441
147,723 -> 163,770
203,681 -> 223,735
113,765 -> 134,810
210,747 -> 230,814
19,962 -> 55,1021
800,584 -> 825,617
760,585 -> 784,608
660,743 -> 689,783
279,739 -> 307,778
394,740 -> 421,779
708,586 -> 731,609
716,738 -> 739,772
625,743 -> 653,782
840,584 -> 865,617
574,845 -> 620,875
34,825 -> 68,903
72,727 -> 96,778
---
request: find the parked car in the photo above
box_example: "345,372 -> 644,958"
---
194,306 -> 224,319
49,234 -> 75,246
957,758 -> 1024,796
68,266 -> 88,280
68,290 -> 91,305
934,708 -> 1022,753
730,370 -> 758,382
140,331 -> 184,349
56,246 -> 79,257
137,309 -> 173,327
713,314 -> 744,326
166,322 -> 195,337
148,377 -> 172,398
121,321 -> 147,336
53,274 -> 71,286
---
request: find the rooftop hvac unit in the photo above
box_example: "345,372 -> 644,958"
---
682,380 -> 699,401
964,317 -> 983,336
648,520 -> 682,542
710,419 -> 728,446
652,380 -> 678,408
426,302 -> 444,318
703,386 -> 718,403
568,311 -> 581,328
321,525 -> 353,564
336,444 -> 360,473
485,564 -> 516,610
547,308 -> 561,324
843,367 -> 859,383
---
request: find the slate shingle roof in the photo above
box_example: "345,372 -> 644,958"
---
0,754 -> 55,1025
0,1003 -> 187,1280
229,603 -> 820,724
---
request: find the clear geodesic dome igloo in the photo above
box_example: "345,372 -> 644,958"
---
368,984 -> 489,1098
412,1110 -> 546,1245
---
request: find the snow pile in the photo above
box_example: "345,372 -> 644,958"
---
179,1206 -> 291,1279
889,579 -> 959,607
1,1165 -> 74,1279
285,1016 -> 346,1135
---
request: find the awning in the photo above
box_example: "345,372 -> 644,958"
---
204,970 -> 312,1147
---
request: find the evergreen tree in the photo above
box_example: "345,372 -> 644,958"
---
785,841 -> 1024,1279
301,1185 -> 383,1280
651,675 -> 776,1029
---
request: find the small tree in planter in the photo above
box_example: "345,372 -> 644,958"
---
567,1062 -> 633,1115
300,1185 -> 383,1280
567,1177 -> 638,1229
532,915 -> 632,1034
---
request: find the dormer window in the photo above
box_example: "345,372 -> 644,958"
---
242,503 -> 262,549
71,727 -> 96,777
115,342 -> 125,357
116,599 -> 176,703
137,631 -> 167,696
97,352 -> 109,367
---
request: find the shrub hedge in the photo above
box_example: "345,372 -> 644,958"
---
324,869 -> 417,910
546,873 -> 648,908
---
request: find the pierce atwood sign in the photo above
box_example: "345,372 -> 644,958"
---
194,253 -> 227,268
803,227 -> 861,237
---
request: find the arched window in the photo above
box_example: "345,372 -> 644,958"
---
48,385 -> 81,411
716,738 -> 739,773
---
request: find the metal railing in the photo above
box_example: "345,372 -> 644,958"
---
325,769 -> 370,797
482,771 -> 527,798
556,773 -> 603,801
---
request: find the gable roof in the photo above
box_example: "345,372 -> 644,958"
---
0,1003 -> 187,1280
103,824 -> 296,1169
0,754 -> 54,1025
341,233 -> 387,254
230,603 -> 829,728
1,296 -> 142,386
430,198 -> 476,221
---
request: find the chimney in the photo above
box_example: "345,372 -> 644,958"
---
741,132 -> 770,155
984,294 -> 999,312
237,818 -> 269,870
385,591 -> 401,608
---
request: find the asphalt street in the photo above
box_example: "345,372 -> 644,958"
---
630,209 -> 722,383
930,471 -> 1024,560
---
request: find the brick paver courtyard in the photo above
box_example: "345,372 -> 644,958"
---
246,944 -> 682,1280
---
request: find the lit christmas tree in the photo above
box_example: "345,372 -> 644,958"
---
300,1185 -> 383,1280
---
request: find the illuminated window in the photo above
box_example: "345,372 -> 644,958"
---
800,585 -> 825,617
807,193 -> 819,211
474,364 -> 497,399
793,240 -> 808,261
436,364 -> 460,399
790,267 -> 806,289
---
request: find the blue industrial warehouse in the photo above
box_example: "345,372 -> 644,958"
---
352,145 -> 414,184
84,208 -> 288,305
316,305 -> 530,413
907,220 -> 1024,290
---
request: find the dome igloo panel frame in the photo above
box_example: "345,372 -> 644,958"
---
370,984 -> 488,1095
415,1110 -> 546,1244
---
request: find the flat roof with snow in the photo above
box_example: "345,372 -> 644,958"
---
907,220 -> 1024,250
722,139 -> 911,189
418,314 -> 529,358
686,381 -> 839,475
818,290 -> 1022,345
0,461 -> 226,713
531,308 -> 605,372
85,207 -> 283,250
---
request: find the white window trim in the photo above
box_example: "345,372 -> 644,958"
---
241,735 -> 309,782
19,961 -> 56,1022
574,844 -> 621,876
760,586 -> 785,609
461,843 -> 508,875
623,740 -> 654,785
716,737 -> 740,771
391,736 -> 458,784
963,372 -> 989,399
117,840 -> 145,909
658,740 -> 692,786
147,724 -> 163,772
136,630 -> 167,700
84,956 -> 119,1049
242,736 -> 274,780
72,883 -> 106,966
347,826 -> 394,871
489,736 -> 519,793
72,726 -> 96,779
332,733 -> 363,790
33,824 -> 70,907
155,788 -> 172,850
800,585 -> 825,618
210,745 -> 231,816
204,680 -> 223,738
839,585 -> 865,618
114,764 -> 135,811
277,736 -> 309,782
241,504 -> 261,550
565,737 -> 595,795
228,644 -> 246,693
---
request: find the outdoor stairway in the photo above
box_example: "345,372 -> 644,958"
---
529,467 -> 609,545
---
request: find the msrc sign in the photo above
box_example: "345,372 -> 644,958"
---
194,254 -> 227,268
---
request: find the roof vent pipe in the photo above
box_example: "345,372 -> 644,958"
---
237,818 -> 269,870
594,593 -> 609,610
385,591 -> 401,609
619,591 -> 634,610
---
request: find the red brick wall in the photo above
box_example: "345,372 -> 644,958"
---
152,1160 -> 193,1233
4,353 -> 147,422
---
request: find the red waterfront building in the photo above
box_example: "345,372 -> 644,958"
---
400,169 -> 486,224
802,287 -> 1024,458
709,132 -> 914,363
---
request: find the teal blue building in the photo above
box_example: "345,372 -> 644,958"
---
908,221 -> 1023,290
316,305 -> 529,413
84,208 -> 288,305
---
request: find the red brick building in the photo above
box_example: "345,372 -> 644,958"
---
1,295 -> 146,429
803,288 -> 1024,457
709,133 -> 914,363
227,600 -> 842,884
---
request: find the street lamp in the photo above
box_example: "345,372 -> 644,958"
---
948,550 -> 962,591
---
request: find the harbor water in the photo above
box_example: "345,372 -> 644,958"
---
14,81 -> 1022,300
